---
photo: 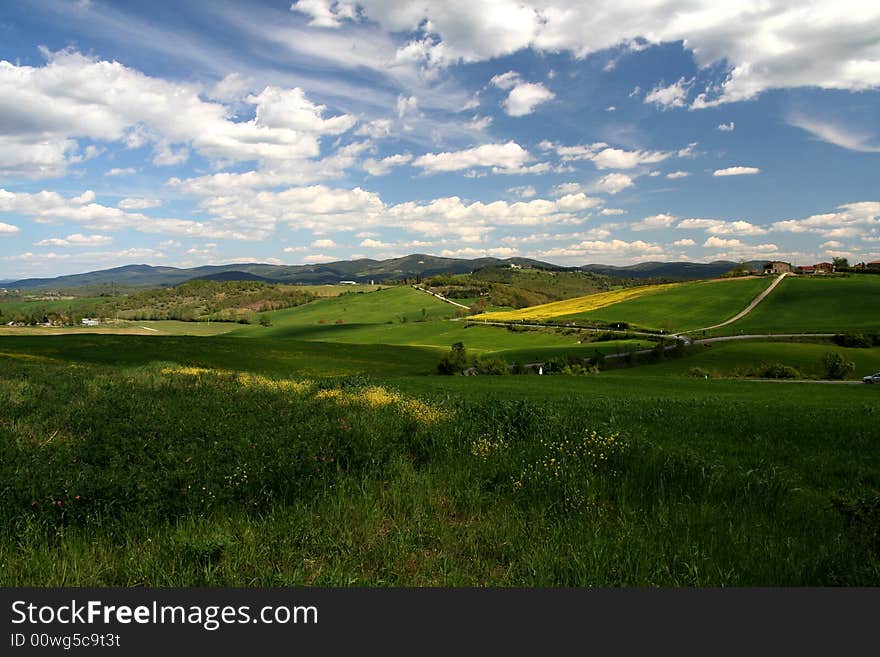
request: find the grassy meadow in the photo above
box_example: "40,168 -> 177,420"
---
716,275 -> 880,335
1,273 -> 879,587
1,353 -> 878,586
238,286 -> 460,333
615,339 -> 880,380
476,277 -> 772,332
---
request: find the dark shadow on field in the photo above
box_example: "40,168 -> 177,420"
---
0,334 -> 442,376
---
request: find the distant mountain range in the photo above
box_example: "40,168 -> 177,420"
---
3,255 -> 755,290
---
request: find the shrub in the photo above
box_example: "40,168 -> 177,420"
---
756,362 -> 802,379
689,367 -> 711,378
437,342 -> 470,375
475,355 -> 510,375
833,333 -> 872,348
259,315 -> 272,327
823,352 -> 856,380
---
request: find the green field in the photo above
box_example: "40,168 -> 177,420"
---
2,273 -> 879,587
614,339 -> 880,380
1,352 -> 878,586
719,275 -> 880,335
0,320 -> 243,337
0,335 -> 443,376
235,287 -> 459,333
554,277 -> 771,331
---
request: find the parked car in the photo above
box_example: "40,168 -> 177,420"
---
863,372 -> 880,384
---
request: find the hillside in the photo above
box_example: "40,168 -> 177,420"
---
580,260 -> 745,280
4,255 -> 756,291
4,255 -> 558,291
232,286 -> 460,336
716,275 -> 880,334
474,277 -> 773,332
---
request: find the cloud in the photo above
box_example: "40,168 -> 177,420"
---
0,50 -> 358,179
34,233 -> 113,247
713,166 -> 761,176
412,141 -> 531,173
591,147 -> 671,170
631,213 -> 677,231
186,183 -> 600,246
249,86 -> 358,135
673,238 -> 696,246
787,115 -> 880,153
666,171 -> 689,179
0,187 -> 261,240
118,198 -> 162,210
302,253 -> 336,263
644,77 -> 691,109
3,247 -> 165,266
771,201 -> 880,238
705,220 -> 767,236
396,94 -> 419,119
338,2 -> 880,106
717,122 -> 736,132
600,208 -> 626,216
590,173 -> 634,195
508,185 -> 537,199
170,141 -> 371,195
676,218 -> 768,235
355,119 -> 393,139
551,182 -> 586,196
541,239 -> 665,260
311,238 -> 337,248
0,222 -> 19,234
676,218 -> 722,230
290,0 -> 358,28
439,246 -> 520,258
359,238 -> 391,248
104,167 -> 137,177
503,83 -> 554,117
362,153 -> 413,176
490,70 -> 555,116
703,236 -> 780,253
489,71 -> 520,90
703,236 -> 744,248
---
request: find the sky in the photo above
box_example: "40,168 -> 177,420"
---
0,0 -> 879,279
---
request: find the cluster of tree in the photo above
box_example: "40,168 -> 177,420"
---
437,342 -> 602,376
833,333 -> 880,348
97,280 -> 317,323
0,306 -> 95,326
425,266 -> 628,311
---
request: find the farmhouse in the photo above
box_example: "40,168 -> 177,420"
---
795,262 -> 834,275
763,261 -> 792,274
339,280 -> 359,285
82,318 -> 100,326
867,260 -> 880,269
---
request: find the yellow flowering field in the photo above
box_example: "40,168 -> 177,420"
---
159,365 -> 448,426
473,283 -> 681,322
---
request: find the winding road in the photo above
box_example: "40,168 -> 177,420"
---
686,272 -> 788,334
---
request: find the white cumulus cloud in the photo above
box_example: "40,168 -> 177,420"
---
713,166 -> 761,176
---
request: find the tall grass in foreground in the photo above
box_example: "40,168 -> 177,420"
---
0,357 -> 877,586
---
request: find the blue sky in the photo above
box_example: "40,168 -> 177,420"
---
1,0 -> 878,279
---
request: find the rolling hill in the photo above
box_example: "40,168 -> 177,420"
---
4,255 -> 752,291
474,277 -> 773,332
4,255 -> 559,290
